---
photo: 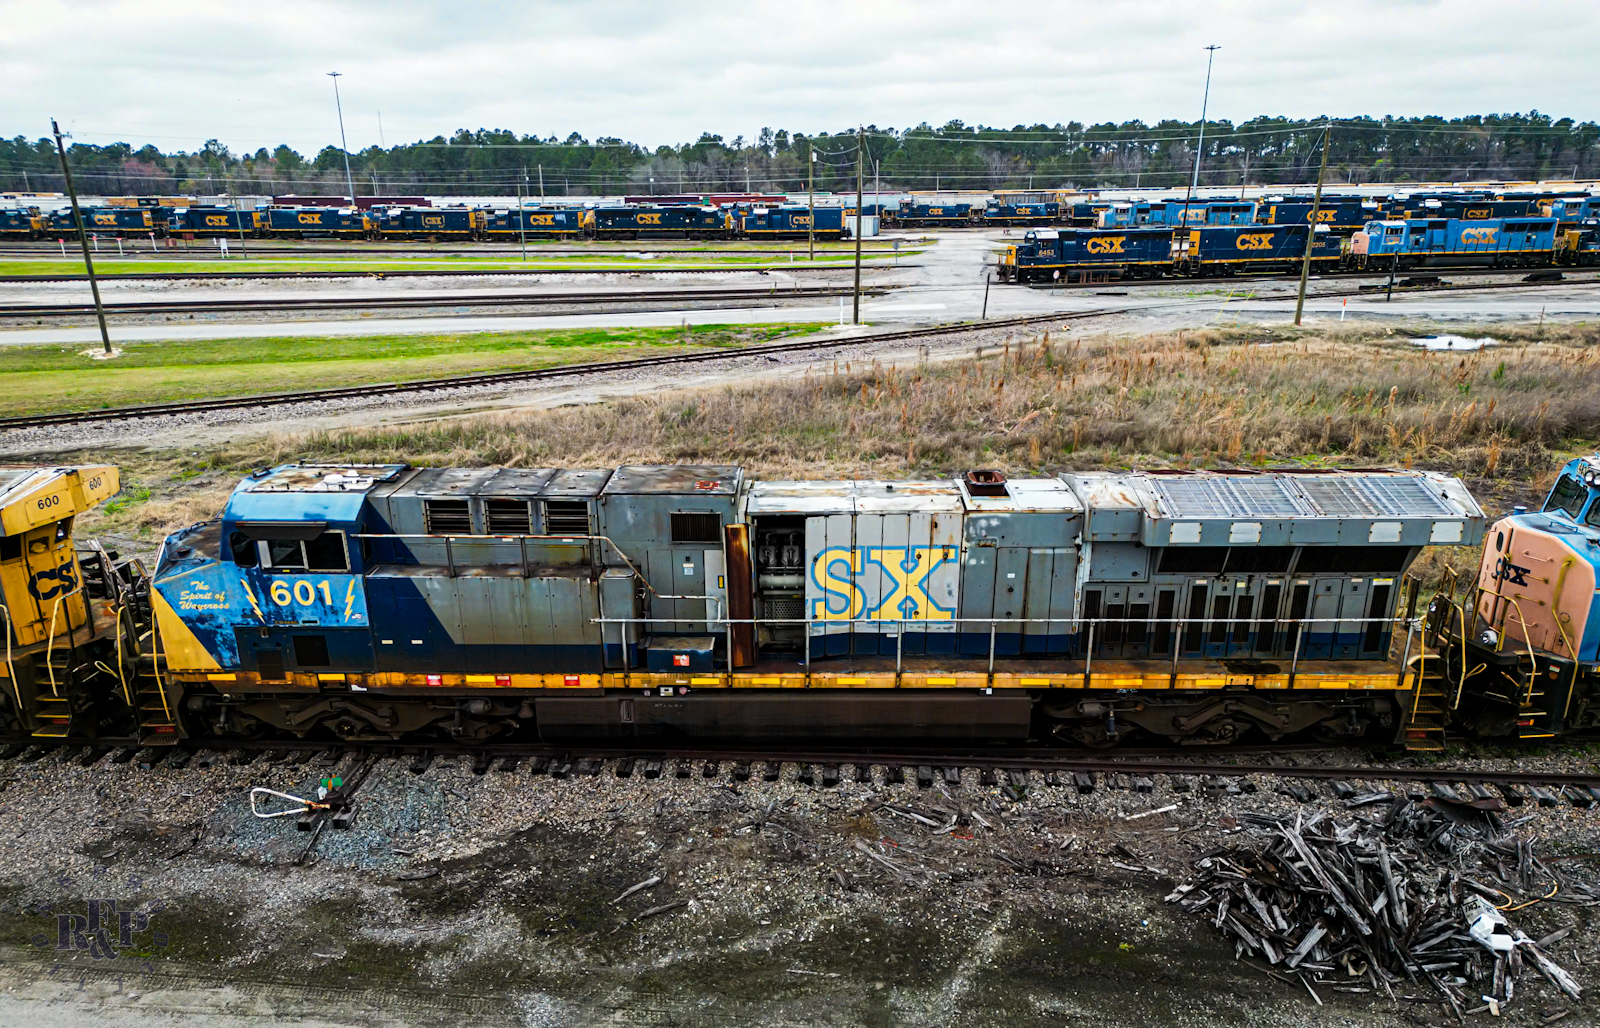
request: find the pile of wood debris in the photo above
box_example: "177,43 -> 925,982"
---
1168,796 -> 1590,1018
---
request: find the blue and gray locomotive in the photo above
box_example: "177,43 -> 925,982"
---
146,462 -> 1485,749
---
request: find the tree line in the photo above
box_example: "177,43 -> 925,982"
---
3,113 -> 1597,199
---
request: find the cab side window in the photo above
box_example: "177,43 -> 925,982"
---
1545,474 -> 1586,518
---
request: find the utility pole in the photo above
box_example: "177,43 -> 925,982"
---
807,141 -> 815,261
327,72 -> 357,205
1294,121 -> 1332,327
1179,45 -> 1221,231
538,164 -> 544,198
852,127 -> 864,325
51,118 -> 112,354
517,176 -> 528,261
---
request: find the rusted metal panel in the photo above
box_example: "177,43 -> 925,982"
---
724,524 -> 755,667
603,465 -> 742,495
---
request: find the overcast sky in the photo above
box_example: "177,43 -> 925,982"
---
6,0 -> 1597,156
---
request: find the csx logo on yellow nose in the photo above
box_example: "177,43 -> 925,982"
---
1461,227 -> 1498,244
1236,233 -> 1275,250
297,213 -> 323,224
637,213 -> 663,225
1086,236 -> 1126,254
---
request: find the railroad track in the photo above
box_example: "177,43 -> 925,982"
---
0,263 -> 906,285
0,303 -> 1155,431
1020,265 -> 1600,293
0,284 -> 888,319
9,737 -> 1600,806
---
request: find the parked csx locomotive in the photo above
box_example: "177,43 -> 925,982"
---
17,458 -> 1600,753
130,461 -> 1492,752
1427,456 -> 1600,743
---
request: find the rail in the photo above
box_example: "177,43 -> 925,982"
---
591,611 -> 1419,691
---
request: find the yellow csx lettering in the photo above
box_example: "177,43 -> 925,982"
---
1236,233 -> 1275,251
1461,227 -> 1498,245
528,215 -> 555,226
637,213 -> 663,225
1308,210 -> 1336,222
297,213 -> 323,225
93,214 -> 116,225
1086,236 -> 1126,254
422,216 -> 443,227
205,215 -> 227,227
792,216 -> 811,226
1465,208 -> 1490,220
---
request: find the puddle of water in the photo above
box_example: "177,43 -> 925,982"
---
1410,334 -> 1501,350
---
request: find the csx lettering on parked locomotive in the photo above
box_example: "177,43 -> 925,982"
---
1236,233 -> 1275,250
1086,237 -> 1126,254
1461,227 -> 1498,244
810,546 -> 955,621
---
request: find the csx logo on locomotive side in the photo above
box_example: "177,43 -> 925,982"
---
27,560 -> 77,602
205,215 -> 228,227
1465,208 -> 1491,220
1461,227 -> 1498,244
1492,556 -> 1532,587
297,213 -> 324,225
93,214 -> 117,226
421,216 -> 444,227
1086,237 -> 1126,254
528,215 -> 557,226
637,213 -> 663,225
810,546 -> 955,621
1236,233 -> 1275,250
1308,210 -> 1337,222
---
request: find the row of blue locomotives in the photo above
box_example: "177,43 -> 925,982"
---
996,214 -> 1563,282
1349,216 -> 1558,269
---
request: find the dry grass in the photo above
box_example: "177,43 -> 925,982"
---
280,322 -> 1600,488
82,322 -> 1600,551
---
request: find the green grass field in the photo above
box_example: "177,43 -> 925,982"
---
0,323 -> 827,416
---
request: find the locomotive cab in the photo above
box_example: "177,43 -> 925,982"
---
1450,457 -> 1600,737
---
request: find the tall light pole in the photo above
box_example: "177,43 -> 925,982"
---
852,127 -> 864,325
1179,45 -> 1220,232
327,71 -> 357,204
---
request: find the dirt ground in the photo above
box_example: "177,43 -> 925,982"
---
0,745 -> 1596,1028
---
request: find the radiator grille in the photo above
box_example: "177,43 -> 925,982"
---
764,597 -> 804,622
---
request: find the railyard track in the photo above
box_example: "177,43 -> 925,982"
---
0,263 -> 907,284
0,303 -> 1153,430
0,284 -> 887,319
8,736 -> 1600,798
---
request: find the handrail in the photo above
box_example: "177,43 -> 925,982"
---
149,610 -> 173,725
1499,596 -> 1541,705
593,611 -> 1408,689
0,605 -> 20,712
1551,557 -> 1583,721
42,581 -> 86,697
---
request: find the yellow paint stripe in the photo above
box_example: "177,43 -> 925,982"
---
690,677 -> 720,685
926,677 -> 958,685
